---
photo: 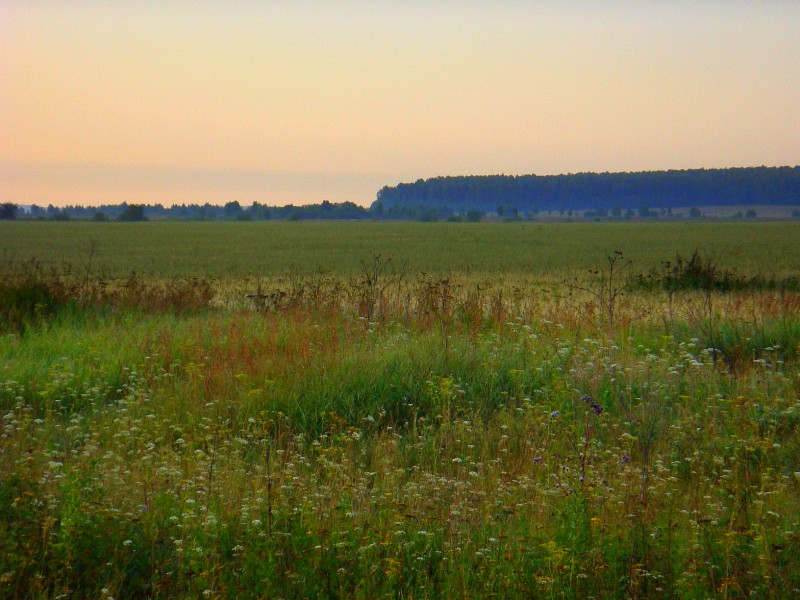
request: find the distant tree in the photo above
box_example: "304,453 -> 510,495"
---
689,207 -> 703,218
792,209 -> 800,218
53,210 -> 71,221
370,200 -> 384,219
93,211 -> 108,222
733,211 -> 743,219
465,209 -> 484,222
119,204 -> 147,221
224,201 -> 242,219
0,203 -> 18,220
745,209 -> 757,218
249,202 -> 272,220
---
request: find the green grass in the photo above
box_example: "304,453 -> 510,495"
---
3,221 -> 800,278
1,224 -> 800,598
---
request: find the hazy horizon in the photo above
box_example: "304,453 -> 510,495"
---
2,1 -> 799,207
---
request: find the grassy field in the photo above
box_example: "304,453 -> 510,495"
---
3,221 -> 800,278
2,222 -> 800,598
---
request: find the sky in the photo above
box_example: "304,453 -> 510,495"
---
1,1 -> 799,207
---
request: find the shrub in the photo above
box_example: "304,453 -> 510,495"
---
0,260 -> 74,331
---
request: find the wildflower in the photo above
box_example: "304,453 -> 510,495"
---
590,402 -> 603,415
549,410 -> 560,418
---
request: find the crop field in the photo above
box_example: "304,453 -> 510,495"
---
2,222 -> 800,598
3,221 -> 800,279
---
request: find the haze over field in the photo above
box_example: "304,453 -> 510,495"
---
2,1 -> 799,207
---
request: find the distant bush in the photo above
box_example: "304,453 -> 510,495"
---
0,260 -> 73,331
636,250 -> 799,292
0,260 -> 214,332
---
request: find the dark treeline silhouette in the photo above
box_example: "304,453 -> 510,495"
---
373,166 -> 800,217
8,166 -> 800,223
17,200 -> 370,221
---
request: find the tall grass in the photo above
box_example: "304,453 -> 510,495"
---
1,256 -> 799,598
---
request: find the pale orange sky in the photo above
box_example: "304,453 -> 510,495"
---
2,1 -> 799,207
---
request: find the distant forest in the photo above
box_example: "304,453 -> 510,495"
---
3,166 -> 799,222
373,166 -> 800,219
6,200 -> 369,222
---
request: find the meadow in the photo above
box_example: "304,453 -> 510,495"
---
1,222 -> 800,598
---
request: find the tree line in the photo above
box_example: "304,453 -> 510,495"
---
372,166 -> 800,216
3,166 -> 799,222
3,200 -> 370,221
